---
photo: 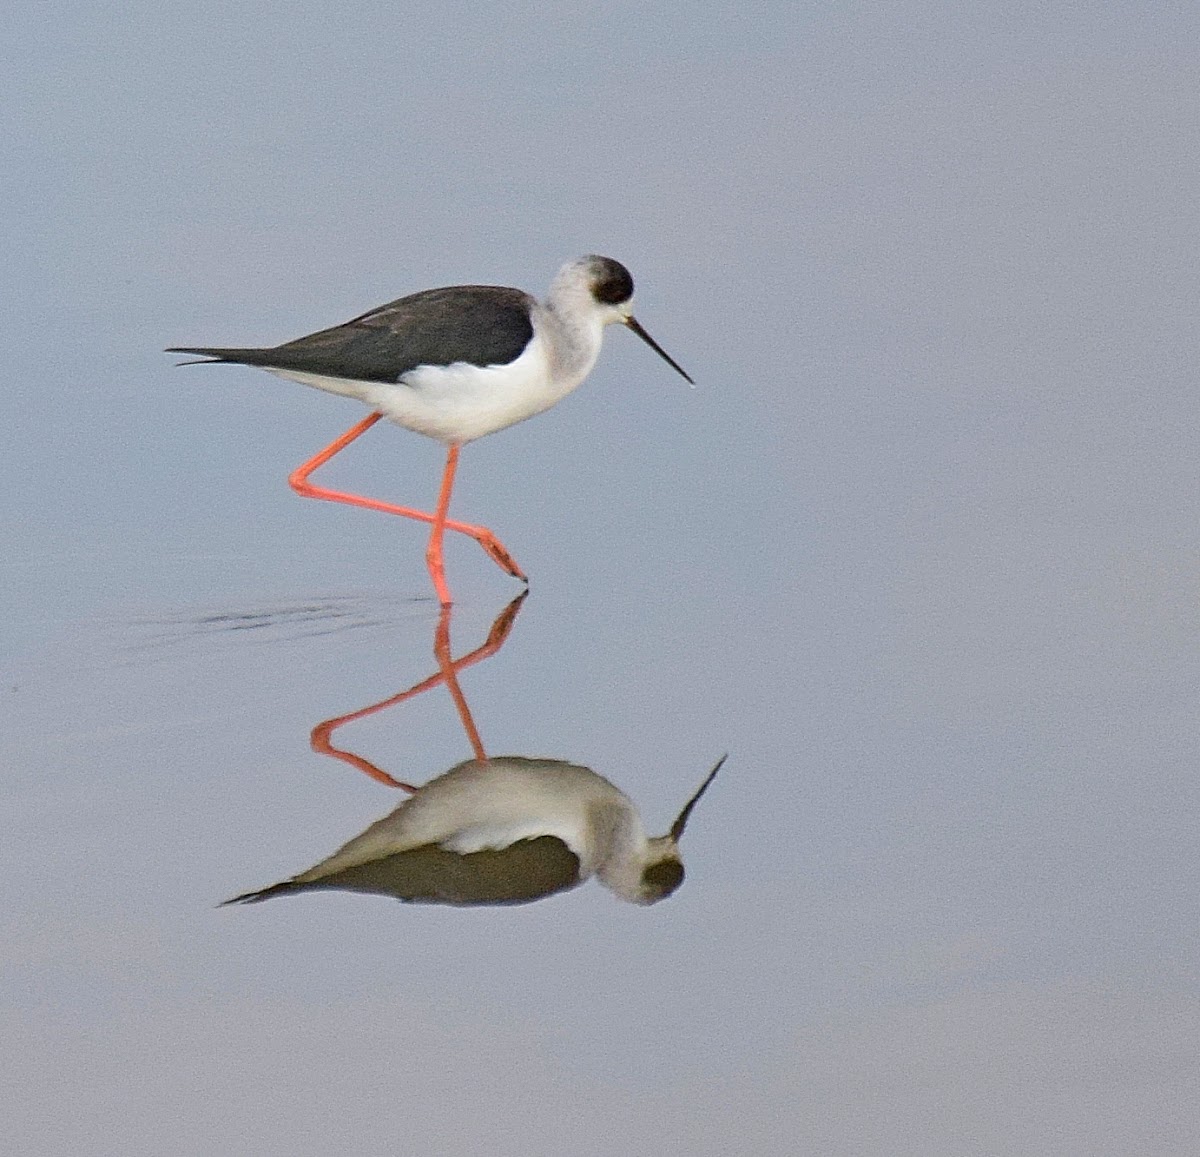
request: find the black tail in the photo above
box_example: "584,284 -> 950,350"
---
220,880 -> 301,906
165,346 -> 273,367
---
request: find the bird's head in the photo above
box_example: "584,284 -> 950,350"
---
556,255 -> 695,384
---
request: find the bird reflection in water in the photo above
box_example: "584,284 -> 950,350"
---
227,596 -> 724,908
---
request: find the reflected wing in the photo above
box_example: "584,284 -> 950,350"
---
170,286 -> 536,384
226,835 -> 582,907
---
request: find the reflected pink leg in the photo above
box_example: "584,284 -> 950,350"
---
309,591 -> 528,785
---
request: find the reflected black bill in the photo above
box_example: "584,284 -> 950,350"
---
671,754 -> 727,841
625,317 -> 694,385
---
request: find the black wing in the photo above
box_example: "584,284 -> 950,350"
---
169,285 -> 536,384
224,835 -> 583,908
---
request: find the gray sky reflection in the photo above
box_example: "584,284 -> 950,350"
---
4,1 -> 1200,1153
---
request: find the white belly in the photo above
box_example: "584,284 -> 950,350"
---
268,328 -> 595,445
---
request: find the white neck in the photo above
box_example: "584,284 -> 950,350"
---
592,806 -> 656,903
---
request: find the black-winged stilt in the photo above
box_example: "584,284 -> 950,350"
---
169,256 -> 692,605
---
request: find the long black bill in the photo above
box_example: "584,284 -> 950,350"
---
670,754 -> 727,841
625,317 -> 695,385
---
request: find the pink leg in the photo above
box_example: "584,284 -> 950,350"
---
287,415 -> 528,599
425,445 -> 456,605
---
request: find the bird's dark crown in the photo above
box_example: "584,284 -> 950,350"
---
586,256 -> 635,306
641,856 -> 685,899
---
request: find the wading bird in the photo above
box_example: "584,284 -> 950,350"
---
169,256 -> 692,605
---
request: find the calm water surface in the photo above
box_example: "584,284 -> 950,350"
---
5,3 -> 1199,1152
